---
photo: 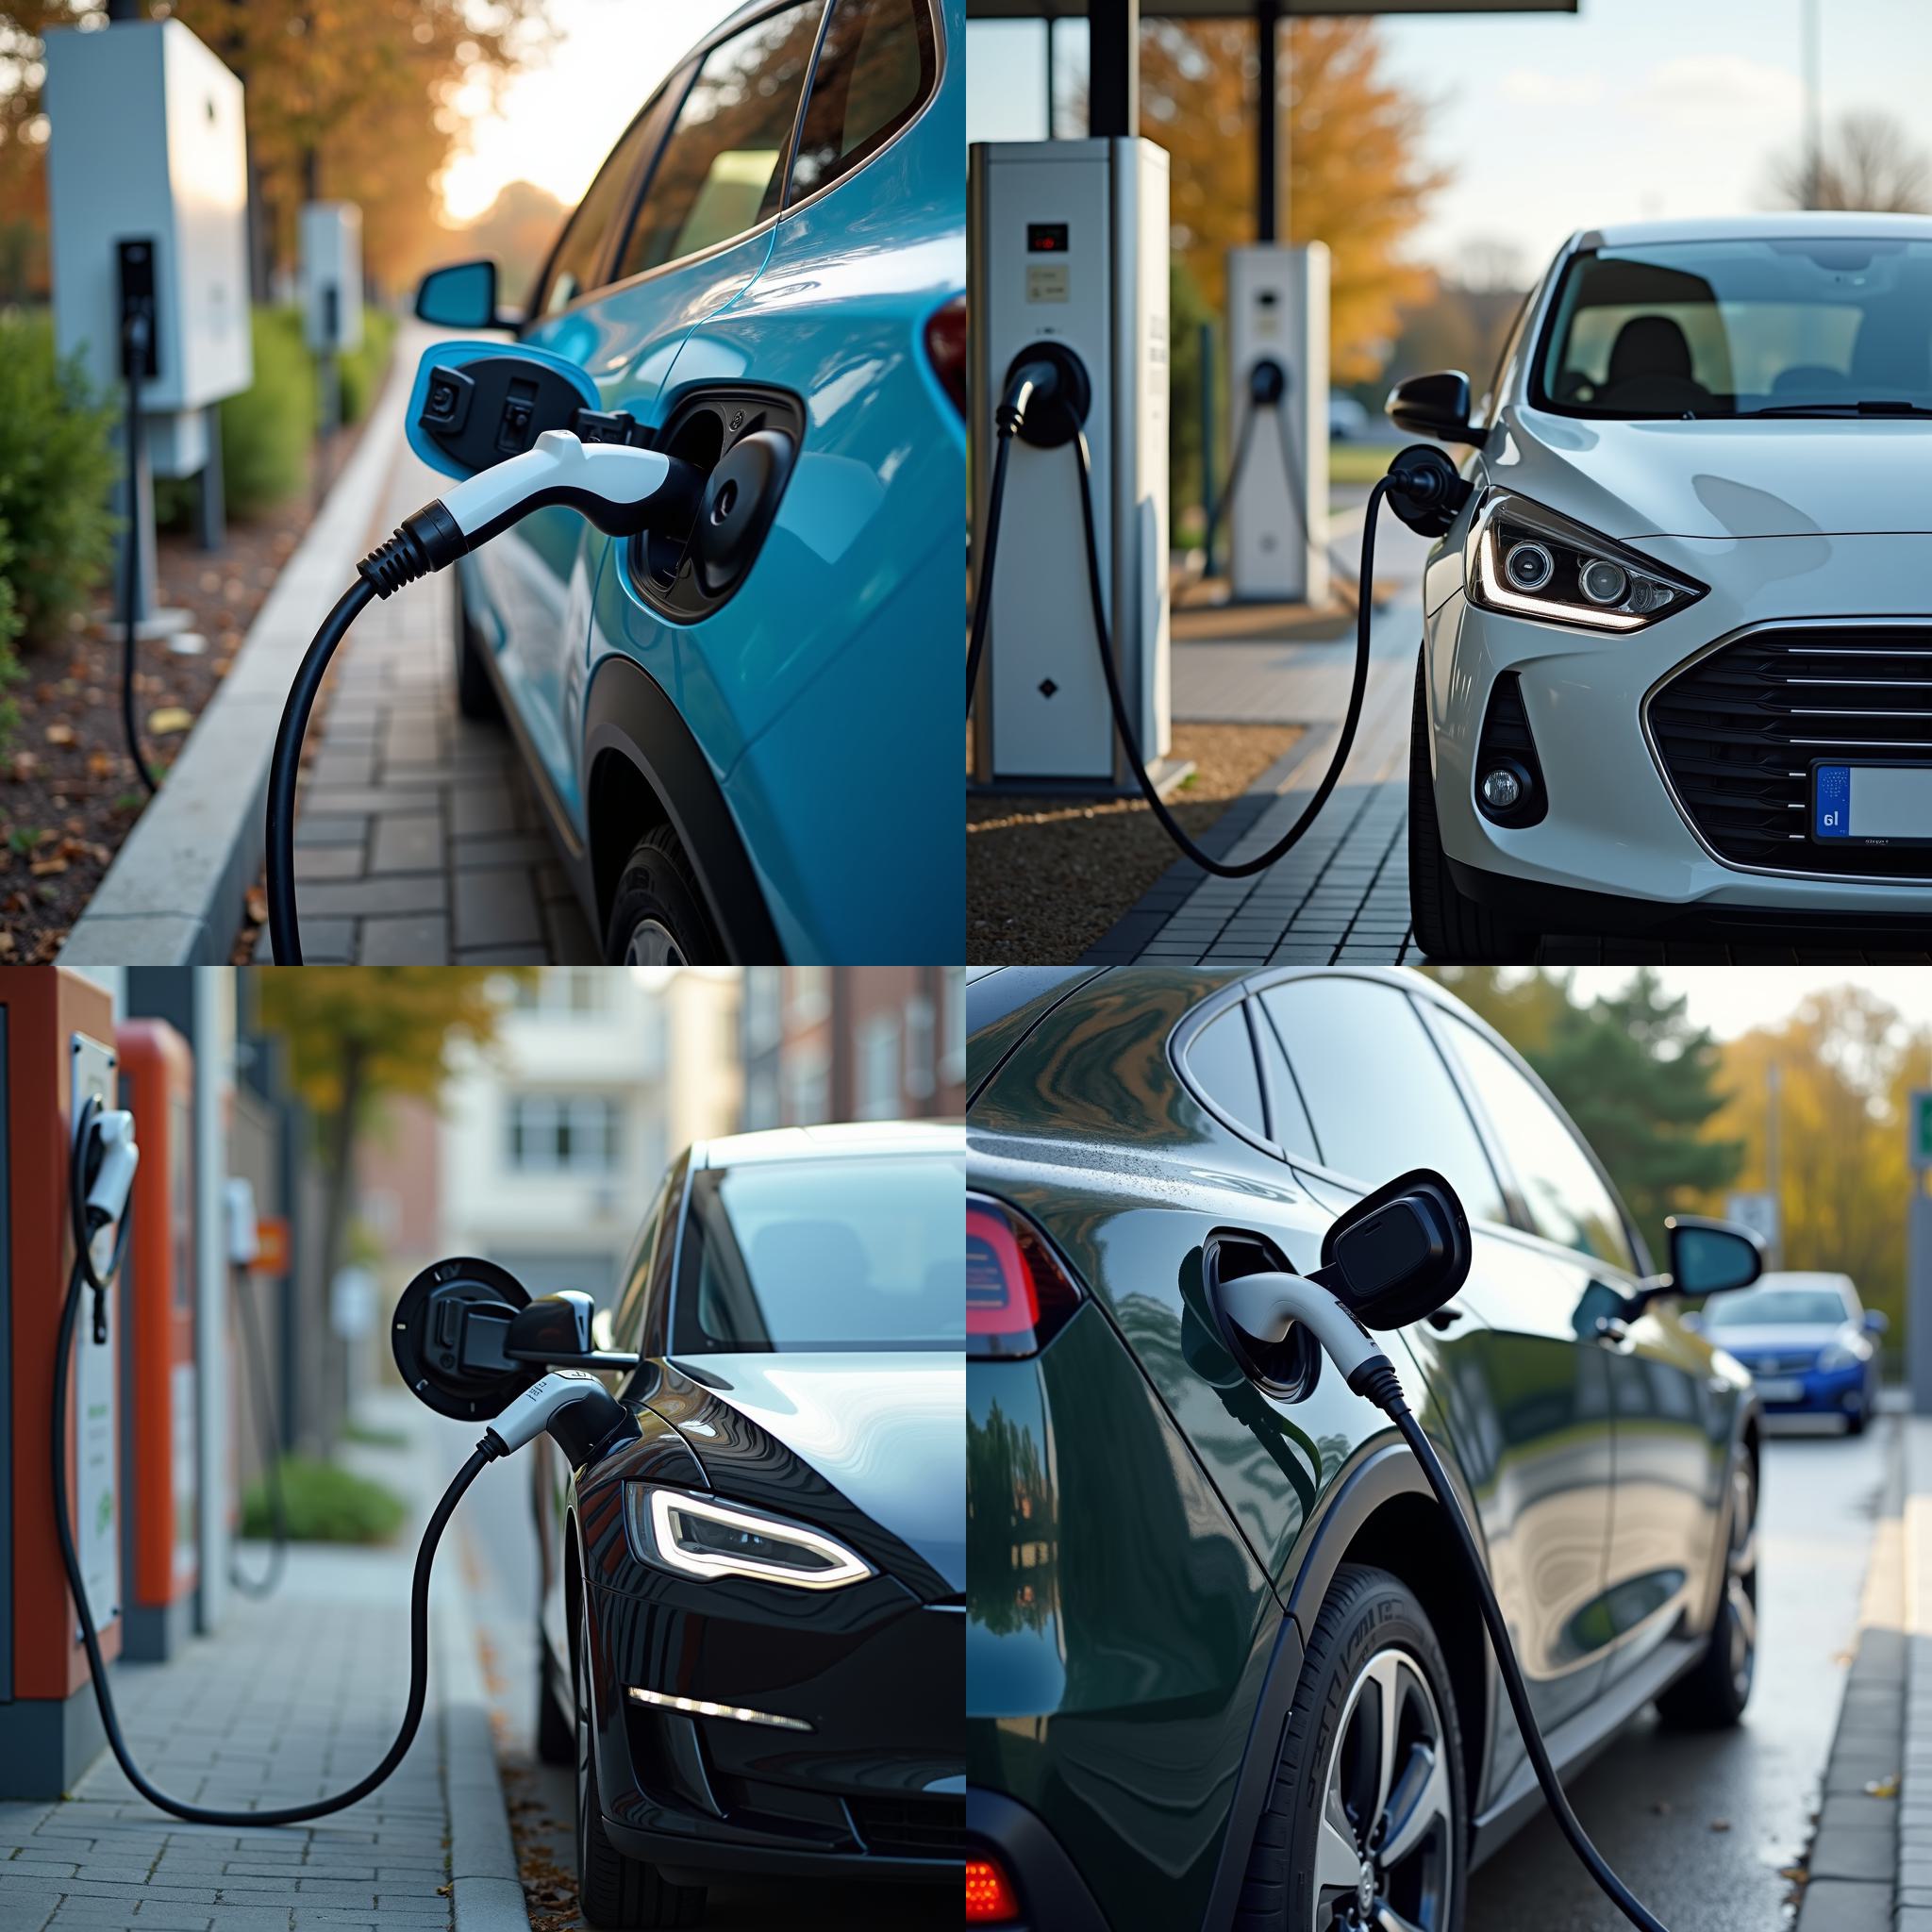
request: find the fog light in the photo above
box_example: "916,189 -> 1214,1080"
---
1580,558 -> 1629,606
967,1856 -> 1022,1924
1480,767 -> 1523,811
1504,541 -> 1554,592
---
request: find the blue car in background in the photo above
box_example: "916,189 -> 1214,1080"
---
1695,1272 -> 1887,1433
414,0 -> 961,965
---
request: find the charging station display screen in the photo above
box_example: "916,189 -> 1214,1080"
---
1027,223 -> 1069,254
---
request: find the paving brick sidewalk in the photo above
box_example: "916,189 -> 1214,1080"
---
0,1393 -> 518,1932
257,431 -> 598,965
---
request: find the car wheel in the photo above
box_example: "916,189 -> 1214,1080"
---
602,824 -> 724,965
452,568 -> 501,722
574,1596 -> 704,1928
1847,1400 -> 1869,1437
1407,652 -> 1538,963
536,1638 -> 575,1768
1234,1563 -> 1466,1932
1657,1451 -> 1757,1730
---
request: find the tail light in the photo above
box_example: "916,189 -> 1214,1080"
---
968,1194 -> 1081,1358
966,1853 -> 1022,1924
925,292 -> 966,418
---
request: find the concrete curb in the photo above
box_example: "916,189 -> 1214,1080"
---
438,1584 -> 531,1932
59,337 -> 416,966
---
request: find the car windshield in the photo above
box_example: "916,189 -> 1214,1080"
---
1703,1286 -> 1848,1328
672,1154 -> 964,1352
1534,237 -> 1932,419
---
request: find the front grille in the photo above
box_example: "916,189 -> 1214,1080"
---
850,1794 -> 964,1858
1747,1351 -> 1817,1375
1650,626 -> 1932,878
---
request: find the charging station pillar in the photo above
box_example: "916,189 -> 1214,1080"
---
116,1020 -> 197,1664
0,970 -> 121,1799
968,138 -> 1173,793
1226,243 -> 1330,606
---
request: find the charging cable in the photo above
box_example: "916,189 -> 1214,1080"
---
120,310 -> 160,798
1224,1259 -> 1673,1932
266,430 -> 701,963
967,347 -> 1468,878
1197,358 -> 1311,578
54,1098 -> 636,1828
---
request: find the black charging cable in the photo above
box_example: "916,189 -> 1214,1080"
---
54,1095 -> 491,1826
120,314 -> 160,798
1198,358 -> 1311,576
227,1257 -> 289,1600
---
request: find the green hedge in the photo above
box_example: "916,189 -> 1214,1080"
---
338,306 -> 398,425
242,1454 -> 408,1544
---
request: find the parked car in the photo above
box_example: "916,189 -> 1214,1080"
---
1391,213 -> 1932,960
965,964 -> 1762,1932
525,1121 -> 964,1926
1327,391 -> 1371,441
1693,1269 -> 1886,1432
415,0 -> 962,965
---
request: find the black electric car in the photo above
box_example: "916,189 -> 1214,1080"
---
965,966 -> 1763,1932
525,1121 -> 964,1926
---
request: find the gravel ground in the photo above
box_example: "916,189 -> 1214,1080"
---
967,719 -> 1302,963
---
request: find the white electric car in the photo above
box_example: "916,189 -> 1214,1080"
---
1398,213 -> 1932,959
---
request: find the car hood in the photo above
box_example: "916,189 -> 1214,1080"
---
1704,1323 -> 1847,1356
645,1352 -> 964,1600
1492,407 -> 1932,541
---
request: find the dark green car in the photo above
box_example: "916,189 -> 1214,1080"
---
965,966 -> 1760,1932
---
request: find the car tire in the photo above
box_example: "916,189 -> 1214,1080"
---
1233,1563 -> 1467,1932
1847,1401 -> 1869,1437
1408,652 -> 1538,963
536,1640 -> 575,1768
574,1596 -> 704,1929
452,568 -> 501,723
1657,1451 -> 1757,1730
602,824 -> 724,965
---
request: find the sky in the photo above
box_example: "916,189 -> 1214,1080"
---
440,0 -> 743,223
964,0 -> 1932,281
1530,968 -> 1932,1047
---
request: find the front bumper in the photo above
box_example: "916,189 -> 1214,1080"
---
1744,1360 -> 1869,1415
1425,533 -> 1932,921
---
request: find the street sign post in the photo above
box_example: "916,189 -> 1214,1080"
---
1725,1191 -> 1779,1263
1912,1090 -> 1932,1171
1910,1092 -> 1932,1411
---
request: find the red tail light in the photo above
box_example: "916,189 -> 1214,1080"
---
966,1854 -> 1022,1924
968,1195 -> 1081,1357
925,291 -> 966,418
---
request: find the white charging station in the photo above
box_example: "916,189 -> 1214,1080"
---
43,18 -> 250,619
1226,243 -> 1329,606
300,203 -> 363,358
968,138 -> 1173,791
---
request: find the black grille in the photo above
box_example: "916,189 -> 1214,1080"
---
1475,672 -> 1547,826
849,1794 -> 964,1858
1649,626 -> 1932,878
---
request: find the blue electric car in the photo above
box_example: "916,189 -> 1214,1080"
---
1694,1271 -> 1886,1432
413,0 -> 962,965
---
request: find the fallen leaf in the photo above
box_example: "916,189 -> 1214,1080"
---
146,707 -> 193,736
86,750 -> 114,778
0,931 -> 15,958
8,751 -> 36,780
1865,1776 -> 1900,1799
244,887 -> 268,924
29,856 -> 68,876
43,723 -> 75,747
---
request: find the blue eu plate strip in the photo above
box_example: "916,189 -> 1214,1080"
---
1814,764 -> 1850,838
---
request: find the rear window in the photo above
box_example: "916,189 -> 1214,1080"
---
790,0 -> 938,200
672,1153 -> 963,1351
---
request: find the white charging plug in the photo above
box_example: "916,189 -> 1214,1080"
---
83,1108 -> 139,1231
1218,1269 -> 1387,1384
224,1177 -> 260,1267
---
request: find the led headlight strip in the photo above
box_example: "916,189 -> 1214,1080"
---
1466,489 -> 1705,634
625,1486 -> 875,1591
625,1686 -> 813,1731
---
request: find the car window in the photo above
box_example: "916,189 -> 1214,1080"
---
1703,1285 -> 1850,1328
790,0 -> 937,201
527,104 -> 665,320
1259,977 -> 1507,1224
1252,1002 -> 1317,1160
1188,1006 -> 1265,1140
613,2 -> 824,285
1438,1013 -> 1639,1274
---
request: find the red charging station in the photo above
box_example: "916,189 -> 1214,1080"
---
116,1019 -> 197,1662
0,968 -> 122,1799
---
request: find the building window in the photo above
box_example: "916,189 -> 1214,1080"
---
788,966 -> 831,1026
783,1046 -> 830,1125
904,994 -> 936,1102
507,1094 -> 624,1173
511,971 -> 607,1017
940,968 -> 965,1086
858,1012 -> 901,1120
743,969 -> 783,1052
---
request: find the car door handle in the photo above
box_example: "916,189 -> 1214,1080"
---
1425,1302 -> 1467,1331
1593,1316 -> 1632,1348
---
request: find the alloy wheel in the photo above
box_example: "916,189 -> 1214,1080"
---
1313,1646 -> 1456,1932
1725,1457 -> 1758,1702
624,920 -> 687,966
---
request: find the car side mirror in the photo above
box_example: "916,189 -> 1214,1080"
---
1866,1308 -> 1890,1336
415,258 -> 520,332
1317,1168 -> 1472,1329
1385,370 -> 1487,447
1668,1217 -> 1764,1297
504,1291 -> 641,1370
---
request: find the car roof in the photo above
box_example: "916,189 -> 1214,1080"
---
694,1121 -> 964,1168
1578,211 -> 1932,249
1754,1271 -> 1855,1294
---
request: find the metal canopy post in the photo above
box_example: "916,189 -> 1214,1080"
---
1088,0 -> 1140,136
1257,0 -> 1279,240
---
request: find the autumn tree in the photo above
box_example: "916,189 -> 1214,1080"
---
1768,108 -> 1932,215
252,967 -> 524,1448
1134,18 -> 1448,382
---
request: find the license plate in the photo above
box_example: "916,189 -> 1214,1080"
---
1755,1377 -> 1805,1404
1811,761 -> 1932,843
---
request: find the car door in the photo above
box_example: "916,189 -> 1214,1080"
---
1254,972 -> 1620,1756
1428,1006 -> 1725,1691
490,0 -> 830,829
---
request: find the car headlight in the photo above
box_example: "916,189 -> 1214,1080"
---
1465,491 -> 1706,633
1817,1343 -> 1863,1373
623,1486 -> 874,1591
